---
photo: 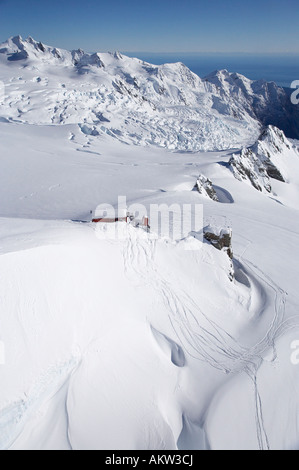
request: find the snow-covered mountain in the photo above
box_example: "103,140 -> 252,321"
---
1,36 -> 299,451
0,36 -> 297,151
205,69 -> 299,139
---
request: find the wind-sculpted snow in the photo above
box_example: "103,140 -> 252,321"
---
1,36 -> 299,450
1,35 -> 297,151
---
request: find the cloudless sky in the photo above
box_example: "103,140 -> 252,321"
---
0,0 -> 298,53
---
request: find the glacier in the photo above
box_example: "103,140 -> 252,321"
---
0,36 -> 299,450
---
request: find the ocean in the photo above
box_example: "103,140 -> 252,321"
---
124,52 -> 299,88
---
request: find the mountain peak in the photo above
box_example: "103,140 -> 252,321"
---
0,36 -> 107,68
259,125 -> 288,144
113,51 -> 123,60
0,35 -> 299,146
11,35 -> 23,44
256,125 -> 292,159
27,36 -> 36,44
0,35 -> 71,64
1,35 -> 45,60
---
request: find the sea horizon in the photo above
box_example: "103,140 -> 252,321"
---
123,52 -> 299,88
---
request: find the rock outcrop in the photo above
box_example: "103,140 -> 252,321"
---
229,125 -> 296,193
229,147 -> 272,192
204,225 -> 234,280
194,175 -> 219,201
204,226 -> 233,260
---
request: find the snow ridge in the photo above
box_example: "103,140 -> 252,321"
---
229,125 -> 298,193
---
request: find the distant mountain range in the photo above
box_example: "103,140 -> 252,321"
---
0,35 -> 298,151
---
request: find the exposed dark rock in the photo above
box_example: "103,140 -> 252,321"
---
194,174 -> 219,201
204,226 -> 233,260
76,53 -> 105,69
37,42 -> 46,53
229,125 -> 293,192
264,161 -> 285,182
229,148 -> 271,193
205,69 -> 299,140
52,48 -> 61,59
113,51 -> 123,60
204,226 -> 234,281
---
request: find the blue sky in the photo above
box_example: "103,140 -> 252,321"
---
0,0 -> 298,53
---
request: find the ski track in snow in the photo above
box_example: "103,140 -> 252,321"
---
121,227 -> 290,450
1,36 -> 299,450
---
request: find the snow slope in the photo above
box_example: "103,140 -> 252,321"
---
0,36 -> 299,450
